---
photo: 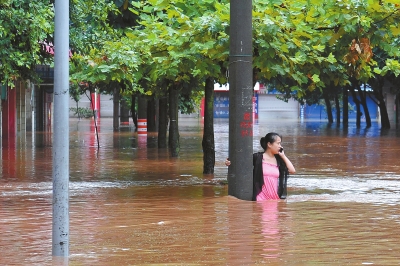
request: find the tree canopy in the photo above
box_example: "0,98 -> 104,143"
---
1,0 -> 400,125
0,1 -> 54,86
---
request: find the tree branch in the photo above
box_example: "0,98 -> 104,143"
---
373,9 -> 399,26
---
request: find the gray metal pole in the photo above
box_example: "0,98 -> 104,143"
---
52,0 -> 69,257
228,0 -> 253,200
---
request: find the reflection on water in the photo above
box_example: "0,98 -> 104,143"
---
257,201 -> 281,260
1,118 -> 400,265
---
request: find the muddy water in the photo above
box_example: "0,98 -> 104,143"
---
1,118 -> 400,265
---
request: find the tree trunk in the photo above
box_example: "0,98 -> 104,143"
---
356,101 -> 362,128
113,87 -> 120,131
202,77 -> 215,174
335,95 -> 340,126
343,86 -> 348,126
358,83 -> 372,128
168,87 -> 180,157
371,76 -> 391,129
158,97 -> 168,149
120,98 -> 130,125
378,97 -> 391,129
76,101 -> 80,120
396,93 -> 399,128
130,94 -> 137,131
147,96 -> 157,132
323,92 -> 333,123
137,95 -> 147,134
349,84 -> 362,128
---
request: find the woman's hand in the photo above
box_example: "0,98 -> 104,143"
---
225,158 -> 231,166
279,153 -> 296,174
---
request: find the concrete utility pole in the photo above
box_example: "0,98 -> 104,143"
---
228,0 -> 253,200
52,0 -> 70,257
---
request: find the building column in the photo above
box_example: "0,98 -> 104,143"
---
16,81 -> 27,133
2,86 -> 17,138
25,82 -> 34,131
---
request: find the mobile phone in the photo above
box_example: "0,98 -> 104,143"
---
279,147 -> 283,153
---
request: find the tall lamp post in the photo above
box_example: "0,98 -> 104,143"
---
52,0 -> 70,257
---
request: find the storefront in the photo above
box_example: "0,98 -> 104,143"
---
211,83 -> 299,120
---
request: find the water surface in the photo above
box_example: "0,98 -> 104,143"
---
1,118 -> 400,265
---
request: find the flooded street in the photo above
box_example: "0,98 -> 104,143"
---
1,118 -> 400,265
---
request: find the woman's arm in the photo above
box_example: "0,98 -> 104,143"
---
225,153 -> 258,167
279,153 -> 296,174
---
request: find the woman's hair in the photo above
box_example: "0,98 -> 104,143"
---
260,132 -> 282,151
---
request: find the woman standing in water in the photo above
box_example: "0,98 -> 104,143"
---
225,132 -> 296,201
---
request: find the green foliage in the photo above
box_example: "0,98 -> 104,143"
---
2,0 -> 399,115
109,0 -> 140,28
70,0 -> 119,54
252,0 -> 400,106
0,1 -> 54,86
70,0 -> 231,115
69,107 -> 94,118
69,82 -> 82,103
179,90 -> 204,115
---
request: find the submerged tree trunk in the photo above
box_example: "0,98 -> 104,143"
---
202,77 -> 215,174
137,95 -> 147,137
158,97 -> 168,149
323,91 -> 333,123
370,76 -> 391,129
168,87 -> 180,157
147,96 -> 157,132
396,93 -> 399,128
335,95 -> 340,126
358,83 -> 372,128
349,84 -> 362,128
113,87 -> 120,131
120,98 -> 130,125
343,86 -> 349,126
130,94 -> 137,131
377,95 -> 391,129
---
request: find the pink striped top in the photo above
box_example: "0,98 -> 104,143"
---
256,161 -> 280,201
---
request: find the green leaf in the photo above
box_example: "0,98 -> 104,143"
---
280,44 -> 289,53
311,74 -> 320,83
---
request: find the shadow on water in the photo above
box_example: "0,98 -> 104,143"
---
1,117 -> 400,265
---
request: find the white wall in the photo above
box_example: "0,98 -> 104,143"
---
69,92 -> 114,118
258,94 -> 299,120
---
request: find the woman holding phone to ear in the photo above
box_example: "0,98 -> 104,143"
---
225,132 -> 295,201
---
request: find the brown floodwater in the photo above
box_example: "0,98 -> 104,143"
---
1,118 -> 400,265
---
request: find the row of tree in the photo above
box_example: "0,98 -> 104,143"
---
1,0 -> 400,173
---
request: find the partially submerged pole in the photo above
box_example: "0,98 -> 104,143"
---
228,0 -> 253,200
52,0 -> 70,257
